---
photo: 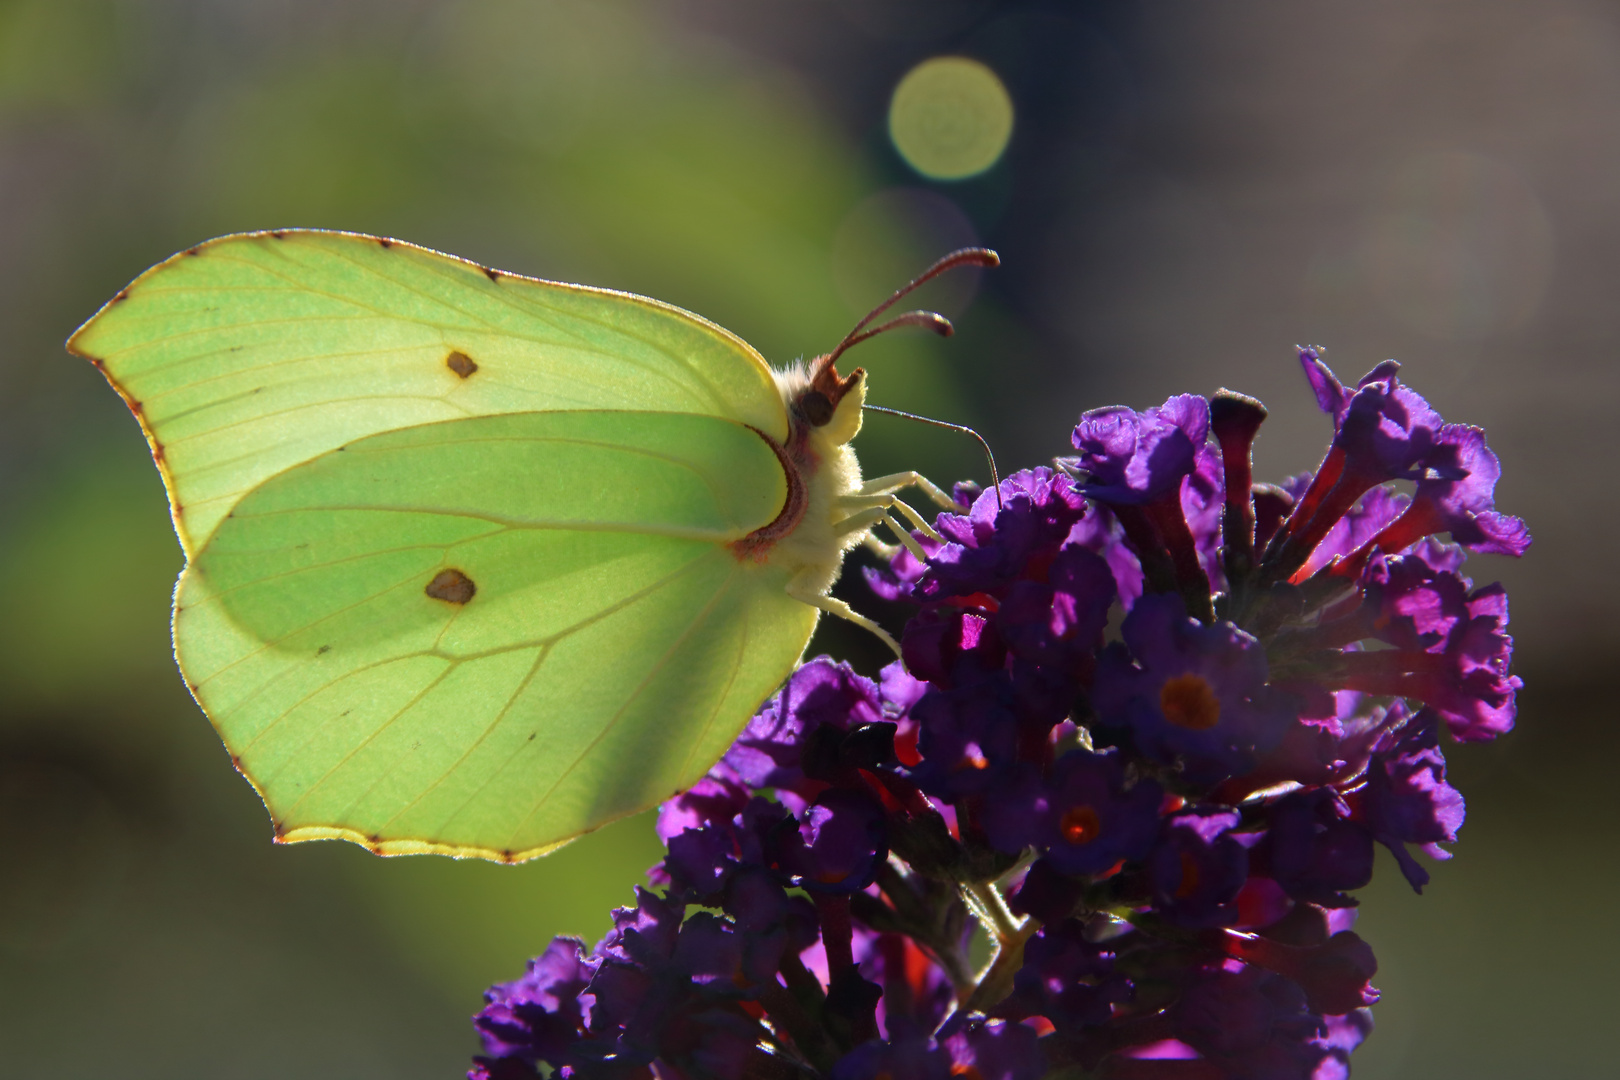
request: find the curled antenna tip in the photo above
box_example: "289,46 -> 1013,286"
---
837,310 -> 953,353
932,247 -> 999,272
901,310 -> 954,336
823,248 -> 998,370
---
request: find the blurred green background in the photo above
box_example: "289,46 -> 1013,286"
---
0,1 -> 1614,1076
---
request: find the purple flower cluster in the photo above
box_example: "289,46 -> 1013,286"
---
472,350 -> 1527,1080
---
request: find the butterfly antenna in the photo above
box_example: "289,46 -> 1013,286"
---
864,404 -> 1004,512
822,247 -> 1000,371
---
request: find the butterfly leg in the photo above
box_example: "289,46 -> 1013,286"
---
856,471 -> 961,510
862,534 -> 901,559
834,500 -> 934,562
786,567 -> 901,657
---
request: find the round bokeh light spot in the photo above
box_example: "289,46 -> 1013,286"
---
888,56 -> 1013,180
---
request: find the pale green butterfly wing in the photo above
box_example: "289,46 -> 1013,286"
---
68,231 -> 822,860
66,230 -> 788,555
179,410 -> 815,861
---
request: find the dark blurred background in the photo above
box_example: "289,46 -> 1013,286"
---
1,1 -> 1613,1076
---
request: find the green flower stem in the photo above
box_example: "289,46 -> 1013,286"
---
964,880 -> 1021,942
962,913 -> 1041,1014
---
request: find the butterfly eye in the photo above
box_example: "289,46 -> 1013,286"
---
800,390 -> 835,426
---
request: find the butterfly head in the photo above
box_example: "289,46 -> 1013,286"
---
798,246 -> 999,448
799,356 -> 866,445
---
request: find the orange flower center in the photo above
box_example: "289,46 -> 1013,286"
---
1160,673 -> 1221,730
1060,805 -> 1103,845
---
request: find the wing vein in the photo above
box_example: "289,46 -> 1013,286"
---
278,660 -> 461,821
677,591 -> 753,782
496,562 -> 744,850
369,642 -> 555,838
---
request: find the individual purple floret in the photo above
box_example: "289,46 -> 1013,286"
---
1181,443 -> 1228,591
1354,709 -> 1465,891
997,545 -> 1115,670
1351,423 -> 1531,562
1329,554 -> 1522,742
1146,808 -> 1250,928
1292,483 -> 1409,580
915,468 -> 1088,603
472,937 -> 596,1071
1064,396 -> 1218,619
775,787 -> 890,892
862,537 -> 936,602
723,659 -> 887,793
1068,395 -> 1211,506
1092,593 -> 1299,784
473,346 -> 1527,1080
1258,788 -> 1375,908
1264,352 -> 1449,579
980,750 -> 1163,875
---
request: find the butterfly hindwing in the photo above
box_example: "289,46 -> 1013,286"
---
177,410 -> 815,860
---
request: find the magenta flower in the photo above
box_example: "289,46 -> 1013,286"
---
1068,395 -> 1211,505
472,347 -> 1526,1080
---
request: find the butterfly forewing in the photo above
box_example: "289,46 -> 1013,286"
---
68,230 -> 788,553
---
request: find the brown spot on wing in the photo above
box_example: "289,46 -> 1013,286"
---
112,290 -> 129,303
445,350 -> 478,378
269,230 -> 287,239
184,246 -> 201,257
483,266 -> 501,282
425,568 -> 476,604
378,237 -> 393,248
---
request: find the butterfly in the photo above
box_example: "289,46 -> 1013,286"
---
68,230 -> 995,862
